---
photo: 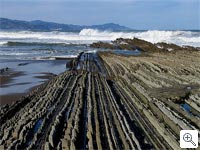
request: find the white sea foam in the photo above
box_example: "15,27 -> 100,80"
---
0,41 -> 7,45
0,29 -> 199,47
0,52 -> 30,56
52,55 -> 78,59
34,55 -> 78,60
34,57 -> 56,60
86,49 -> 97,53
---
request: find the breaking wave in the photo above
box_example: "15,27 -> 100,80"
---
0,41 -> 8,45
0,29 -> 199,47
79,29 -> 200,47
34,55 -> 79,60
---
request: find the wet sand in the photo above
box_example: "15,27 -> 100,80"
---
0,93 -> 25,106
0,70 -> 25,86
0,60 -> 68,106
0,71 -> 55,106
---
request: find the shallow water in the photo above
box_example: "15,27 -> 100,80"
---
112,49 -> 141,56
180,103 -> 200,118
26,118 -> 43,146
0,43 -> 86,60
0,59 -> 68,95
181,103 -> 191,114
33,119 -> 43,134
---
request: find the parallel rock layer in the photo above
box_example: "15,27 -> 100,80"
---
1,49 -> 200,150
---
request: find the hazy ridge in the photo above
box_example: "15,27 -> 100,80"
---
0,18 -> 131,32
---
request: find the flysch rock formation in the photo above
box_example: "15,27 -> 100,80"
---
0,39 -> 200,150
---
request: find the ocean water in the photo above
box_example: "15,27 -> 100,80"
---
0,29 -> 199,60
0,29 -> 199,96
0,59 -> 68,95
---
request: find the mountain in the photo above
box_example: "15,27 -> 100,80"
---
0,18 -> 131,31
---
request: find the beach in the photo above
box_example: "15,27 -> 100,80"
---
0,37 -> 200,149
0,59 -> 69,106
1,0 -> 199,148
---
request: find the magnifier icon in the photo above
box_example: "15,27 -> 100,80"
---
183,133 -> 196,146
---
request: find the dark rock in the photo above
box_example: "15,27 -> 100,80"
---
155,42 -> 181,51
0,67 -> 9,74
90,41 -> 115,49
91,37 -> 200,53
90,38 -> 161,52
18,63 -> 29,66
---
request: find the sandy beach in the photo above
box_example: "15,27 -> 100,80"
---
0,59 -> 69,106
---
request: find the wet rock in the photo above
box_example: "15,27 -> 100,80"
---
61,139 -> 70,150
57,141 -> 62,150
91,37 -> 199,53
7,140 -> 19,150
18,63 -> 29,66
45,142 -> 51,150
0,67 -> 9,74
49,125 -> 56,147
0,145 -> 5,150
1,51 -> 200,150
2,127 -> 12,142
90,38 -> 160,52
90,41 -> 115,49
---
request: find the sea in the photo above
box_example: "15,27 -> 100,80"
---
0,29 -> 199,60
0,29 -> 199,97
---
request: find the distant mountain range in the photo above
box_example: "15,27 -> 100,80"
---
0,18 -> 131,32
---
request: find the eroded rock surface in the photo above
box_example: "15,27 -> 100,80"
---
1,39 -> 200,150
90,37 -> 200,52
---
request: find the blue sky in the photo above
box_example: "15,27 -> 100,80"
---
0,0 -> 199,30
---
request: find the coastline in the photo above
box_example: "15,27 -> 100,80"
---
0,39 -> 200,149
0,69 -> 25,86
0,59 -> 68,106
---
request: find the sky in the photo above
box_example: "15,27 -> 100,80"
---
0,0 -> 199,30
